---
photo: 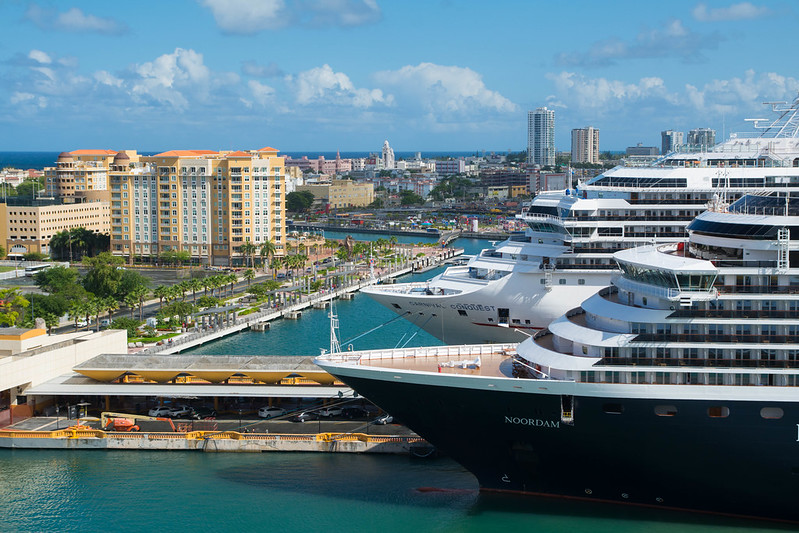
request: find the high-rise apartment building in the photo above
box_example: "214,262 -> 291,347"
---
570,127 -> 599,164
45,150 -> 117,200
661,130 -> 684,155
528,108 -> 555,167
687,128 -> 716,151
108,147 -> 285,266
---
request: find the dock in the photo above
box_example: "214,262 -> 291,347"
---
0,427 -> 431,455
143,248 -> 462,355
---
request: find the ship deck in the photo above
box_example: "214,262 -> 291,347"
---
352,344 -> 518,379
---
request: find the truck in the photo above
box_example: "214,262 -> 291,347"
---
100,412 -> 177,432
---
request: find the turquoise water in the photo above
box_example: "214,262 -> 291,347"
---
186,266 -> 447,356
3,232 -> 783,531
0,450 -> 785,533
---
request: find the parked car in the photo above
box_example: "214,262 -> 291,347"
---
192,406 -> 217,420
341,407 -> 369,420
167,405 -> 194,418
317,406 -> 343,418
100,318 -> 111,328
148,406 -> 172,417
373,414 -> 394,425
289,411 -> 319,423
257,406 -> 287,419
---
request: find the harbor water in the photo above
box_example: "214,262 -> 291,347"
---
0,449 -> 785,532
0,220 -> 780,530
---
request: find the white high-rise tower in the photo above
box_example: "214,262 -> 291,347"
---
528,107 -> 555,167
382,140 -> 395,169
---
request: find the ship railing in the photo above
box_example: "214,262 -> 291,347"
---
633,333 -> 799,344
346,343 -> 517,363
599,355 -> 799,369
715,284 -> 799,294
667,308 -> 799,319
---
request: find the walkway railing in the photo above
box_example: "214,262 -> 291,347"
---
141,250 -> 461,355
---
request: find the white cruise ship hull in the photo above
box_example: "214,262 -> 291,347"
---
364,269 -> 613,344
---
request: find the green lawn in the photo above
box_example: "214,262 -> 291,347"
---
129,332 -> 180,343
0,266 -> 17,272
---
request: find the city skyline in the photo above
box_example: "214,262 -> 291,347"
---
1,1 -> 797,152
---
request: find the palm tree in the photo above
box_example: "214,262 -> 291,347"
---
153,285 -> 169,309
132,285 -> 148,321
123,293 -> 137,319
270,257 -> 282,279
68,301 -> 88,331
89,296 -> 104,332
226,273 -> 238,297
240,240 -> 257,268
188,278 -> 203,302
244,269 -> 255,287
177,280 -> 190,300
259,240 -> 277,272
102,296 -> 119,322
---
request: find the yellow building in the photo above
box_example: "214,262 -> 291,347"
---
297,179 -> 373,209
45,149 -> 117,200
109,147 -> 286,266
0,198 -> 110,257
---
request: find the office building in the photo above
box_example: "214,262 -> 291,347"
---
296,179 -> 374,209
661,130 -> 684,155
570,127 -> 599,163
688,128 -> 716,151
625,143 -> 659,156
528,108 -> 555,167
108,147 -> 286,266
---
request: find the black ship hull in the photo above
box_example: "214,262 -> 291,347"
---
336,371 -> 799,522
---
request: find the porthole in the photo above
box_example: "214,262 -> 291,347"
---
707,406 -> 730,418
760,407 -> 784,420
654,405 -> 677,417
603,403 -> 624,415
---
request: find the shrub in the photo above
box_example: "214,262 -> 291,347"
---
110,317 -> 143,338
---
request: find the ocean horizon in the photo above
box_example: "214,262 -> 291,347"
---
0,150 -> 508,171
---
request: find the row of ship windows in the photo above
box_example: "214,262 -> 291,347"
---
580,371 -> 799,386
602,403 -> 783,420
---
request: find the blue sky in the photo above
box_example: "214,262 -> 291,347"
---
1,0 -> 797,152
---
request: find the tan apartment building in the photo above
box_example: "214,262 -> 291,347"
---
297,179 -> 373,209
45,150 -> 117,200
109,147 -> 286,266
0,198 -> 110,256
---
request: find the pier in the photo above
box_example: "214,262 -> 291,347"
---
0,427 -> 430,455
142,248 -> 462,355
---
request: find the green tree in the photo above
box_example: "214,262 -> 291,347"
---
110,317 -> 143,338
286,190 -> 314,212
240,240 -> 257,268
131,285 -> 148,320
159,301 -> 196,325
117,269 -> 150,301
259,240 -> 277,271
153,285 -> 169,309
270,257 -> 283,279
188,278 -> 203,302
244,268 -> 256,286
400,190 -> 425,206
22,251 -> 48,261
82,252 -> 125,298
34,266 -> 80,293
0,245 -> 6,259
0,288 -> 29,327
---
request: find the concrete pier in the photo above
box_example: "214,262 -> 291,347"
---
0,428 -> 431,455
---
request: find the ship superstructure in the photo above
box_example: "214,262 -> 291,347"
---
318,190 -> 799,521
364,96 -> 799,344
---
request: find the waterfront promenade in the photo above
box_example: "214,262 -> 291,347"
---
142,248 -> 462,355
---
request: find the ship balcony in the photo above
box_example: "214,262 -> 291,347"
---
365,282 -> 463,296
632,332 -> 799,345
599,354 -> 799,369
613,275 -> 718,303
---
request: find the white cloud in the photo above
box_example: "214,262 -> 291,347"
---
692,2 -> 771,22
28,50 -> 51,64
132,48 -> 212,108
555,19 -> 720,66
200,0 -> 381,34
374,63 -> 516,115
200,0 -> 288,34
94,71 -> 124,88
25,4 -> 127,34
290,64 -> 389,108
10,92 -> 47,109
242,60 -> 284,78
248,80 -> 276,106
546,72 -> 678,112
683,70 -> 799,116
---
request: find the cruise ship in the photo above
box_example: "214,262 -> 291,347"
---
317,191 -> 799,521
364,97 -> 799,344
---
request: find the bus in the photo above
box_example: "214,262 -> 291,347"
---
24,264 -> 51,277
